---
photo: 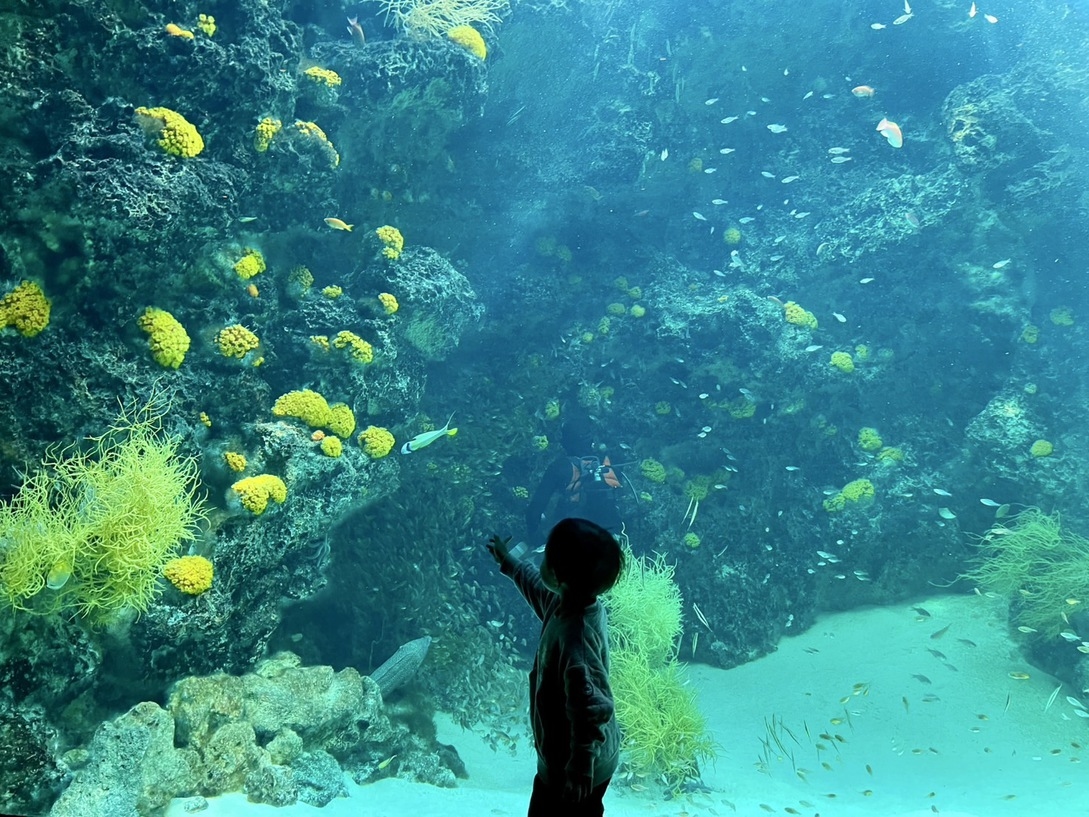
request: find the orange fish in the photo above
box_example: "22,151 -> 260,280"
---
324,217 -> 353,232
876,118 -> 904,148
852,85 -> 876,98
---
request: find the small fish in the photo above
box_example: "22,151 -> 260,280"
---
793,211 -> 811,218
832,312 -> 847,323
46,559 -> 72,590
969,1 -> 978,16
324,217 -> 354,231
979,498 -> 1001,507
1009,672 -> 1031,680
400,414 -> 457,454
377,754 -> 397,769
803,91 -> 813,100
927,648 -> 946,659
237,216 -> 259,223
930,623 -> 951,639
1075,709 -> 1089,718
761,171 -> 776,179
938,507 -> 957,520
828,147 -> 852,155
1068,696 -> 1086,709
1016,625 -> 1037,633
984,13 -> 998,23
876,117 -> 904,148
830,156 -> 853,163
871,22 -> 887,29
739,216 -> 755,224
693,212 -> 707,221
893,12 -> 913,24
912,606 -> 931,617
770,255 -> 784,261
660,148 -> 669,161
347,16 -> 366,45
992,258 -> 1011,269
957,638 -> 977,647
781,175 -> 800,184
720,116 -> 739,124
912,674 -> 932,684
719,148 -> 736,155
711,200 -> 728,207
701,426 -> 713,433
698,392 -> 709,399
851,85 -> 876,98
766,124 -> 788,134
705,97 -> 720,105
785,466 -> 801,472
1059,631 -> 1080,642
704,167 -> 717,174
933,488 -> 953,497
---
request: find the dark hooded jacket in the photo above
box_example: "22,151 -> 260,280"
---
499,554 -> 620,788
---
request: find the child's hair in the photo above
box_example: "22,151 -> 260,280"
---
546,517 -> 624,598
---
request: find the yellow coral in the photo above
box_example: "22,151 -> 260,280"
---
630,304 -> 646,318
376,225 -> 404,260
310,334 -> 331,352
379,292 -> 399,314
233,248 -> 266,280
1030,439 -> 1054,458
304,66 -> 342,86
199,411 -> 212,428
231,474 -> 287,515
197,14 -> 216,36
164,23 -> 195,39
358,426 -> 396,459
163,555 -> 214,595
320,435 -> 343,457
447,25 -> 487,59
254,117 -> 282,152
333,330 -> 374,364
214,324 -> 260,359
322,285 -> 343,299
134,106 -> 204,158
224,451 -> 247,472
327,403 -> 356,438
640,458 -> 667,484
857,427 -> 883,452
0,281 -> 51,337
272,389 -> 332,428
137,307 -> 190,369
783,301 -> 818,329
823,478 -> 875,512
723,226 -> 742,245
830,351 -> 855,373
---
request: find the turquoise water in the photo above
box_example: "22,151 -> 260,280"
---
1,0 -> 1088,814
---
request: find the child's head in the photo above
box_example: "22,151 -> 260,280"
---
543,517 -> 624,600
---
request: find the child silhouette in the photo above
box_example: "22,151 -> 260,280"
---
488,518 -> 623,816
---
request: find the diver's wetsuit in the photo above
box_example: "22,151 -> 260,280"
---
498,552 -> 619,815
525,456 -> 623,544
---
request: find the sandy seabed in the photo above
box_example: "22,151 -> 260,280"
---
167,593 -> 1089,817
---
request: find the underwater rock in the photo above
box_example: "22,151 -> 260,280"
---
356,246 -> 484,363
48,701 -> 194,817
0,705 -> 66,816
293,750 -> 349,807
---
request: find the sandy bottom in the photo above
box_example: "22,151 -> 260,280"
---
167,593 -> 1089,816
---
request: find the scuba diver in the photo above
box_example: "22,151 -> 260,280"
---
525,414 -> 626,545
